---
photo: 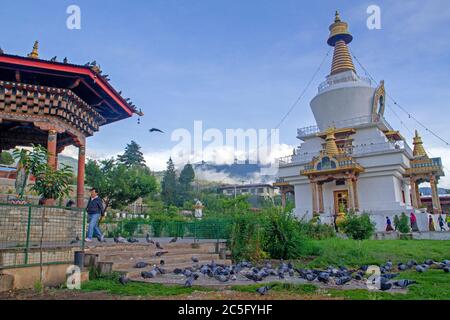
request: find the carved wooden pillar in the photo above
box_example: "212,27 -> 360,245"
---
317,183 -> 324,213
77,144 -> 86,208
415,182 -> 422,207
410,178 -> 418,208
430,175 -> 442,213
347,176 -> 355,210
47,129 -> 57,169
353,178 -> 359,211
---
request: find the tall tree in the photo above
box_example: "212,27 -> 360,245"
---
161,158 -> 177,207
85,159 -> 157,212
177,163 -> 195,206
117,140 -> 146,167
0,151 -> 14,165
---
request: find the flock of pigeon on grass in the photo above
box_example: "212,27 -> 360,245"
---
116,234 -> 450,295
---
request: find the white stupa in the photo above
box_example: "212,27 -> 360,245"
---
276,12 -> 444,231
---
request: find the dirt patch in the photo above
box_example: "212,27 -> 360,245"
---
0,288 -> 341,300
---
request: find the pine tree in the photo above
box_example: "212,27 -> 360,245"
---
161,158 -> 177,206
177,163 -> 195,206
117,141 -> 146,167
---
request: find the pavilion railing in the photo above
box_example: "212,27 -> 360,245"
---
0,203 -> 86,269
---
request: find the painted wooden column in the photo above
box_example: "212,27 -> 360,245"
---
311,181 -> 318,214
415,182 -> 422,207
410,178 -> 418,208
77,144 -> 86,208
347,177 -> 355,210
317,183 -> 324,213
430,176 -> 442,213
47,129 -> 57,169
352,178 -> 359,211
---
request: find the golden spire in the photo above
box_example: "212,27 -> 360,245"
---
413,130 -> 428,158
327,12 -> 356,75
28,41 -> 39,59
324,127 -> 340,157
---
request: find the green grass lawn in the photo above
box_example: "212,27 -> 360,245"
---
81,274 -> 212,297
302,238 -> 450,268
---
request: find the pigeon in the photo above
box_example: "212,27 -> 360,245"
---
278,271 -> 285,280
134,262 -> 149,269
336,276 -> 352,285
119,275 -> 130,285
443,267 -> 450,273
318,272 -> 330,283
0,47 -> 4,54
146,234 -> 154,244
393,280 -> 418,288
398,263 -> 407,271
160,260 -> 165,266
114,236 -> 127,244
141,270 -> 157,279
416,265 -> 427,273
244,273 -> 262,282
191,257 -> 199,263
155,266 -> 166,275
155,251 -> 169,257
215,274 -> 229,282
70,239 -> 79,245
50,56 -> 57,62
169,237 -> 178,243
382,273 -> 400,280
288,269 -> 295,277
156,242 -> 163,250
407,260 -> 418,268
63,57 -> 68,63
306,273 -> 318,282
442,260 -> 450,265
256,285 -> 275,296
184,276 -> 195,288
173,268 -> 183,274
359,265 -> 369,272
128,237 -> 139,243
424,259 -> 436,266
149,128 -> 164,134
380,281 -> 393,291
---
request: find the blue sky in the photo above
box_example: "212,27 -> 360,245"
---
2,0 -> 450,184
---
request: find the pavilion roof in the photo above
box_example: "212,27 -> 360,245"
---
0,52 -> 142,125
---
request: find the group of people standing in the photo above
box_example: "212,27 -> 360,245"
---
386,212 -> 450,232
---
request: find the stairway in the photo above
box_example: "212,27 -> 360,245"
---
84,240 -> 232,280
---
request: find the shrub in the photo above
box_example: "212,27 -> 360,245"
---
302,221 -> 336,240
340,211 -> 376,240
397,212 -> 411,234
229,214 -> 266,261
261,210 -> 310,259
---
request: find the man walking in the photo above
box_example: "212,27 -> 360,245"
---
86,188 -> 105,242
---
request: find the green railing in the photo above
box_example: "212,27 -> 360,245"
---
0,203 -> 86,269
102,218 -> 234,242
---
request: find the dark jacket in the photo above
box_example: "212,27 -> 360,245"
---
86,197 -> 104,215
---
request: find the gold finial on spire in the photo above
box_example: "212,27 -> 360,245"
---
324,127 -> 340,157
327,12 -> 356,75
28,41 -> 39,59
413,130 -> 428,158
335,10 -> 341,22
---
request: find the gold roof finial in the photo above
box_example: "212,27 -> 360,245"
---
413,130 -> 428,158
327,12 -> 356,75
324,127 -> 340,157
28,41 -> 39,59
335,10 -> 341,22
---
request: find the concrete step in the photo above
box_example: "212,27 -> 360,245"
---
85,242 -> 222,253
117,259 -> 233,278
109,254 -> 222,269
97,248 -> 220,260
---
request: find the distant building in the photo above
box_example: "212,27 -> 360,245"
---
218,184 -> 277,198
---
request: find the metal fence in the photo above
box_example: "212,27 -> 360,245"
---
102,219 -> 234,241
0,203 -> 86,269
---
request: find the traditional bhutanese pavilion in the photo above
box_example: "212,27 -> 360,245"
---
0,42 -> 142,207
